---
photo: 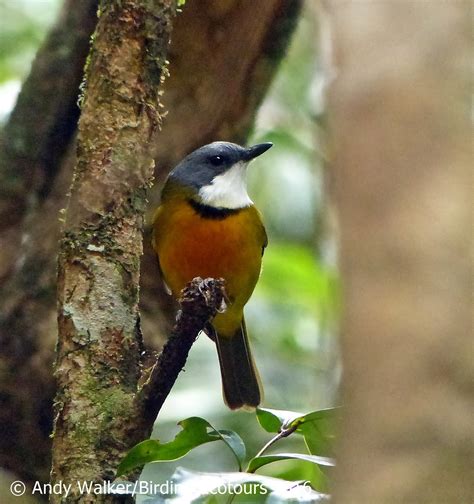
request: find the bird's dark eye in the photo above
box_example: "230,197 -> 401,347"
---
210,155 -> 225,166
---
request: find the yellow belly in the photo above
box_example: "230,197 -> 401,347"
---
152,199 -> 266,335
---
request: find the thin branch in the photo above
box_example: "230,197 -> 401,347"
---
247,425 -> 299,472
137,277 -> 226,423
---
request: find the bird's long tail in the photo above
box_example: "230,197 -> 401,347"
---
213,318 -> 263,410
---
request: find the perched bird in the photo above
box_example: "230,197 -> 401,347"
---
152,141 -> 272,410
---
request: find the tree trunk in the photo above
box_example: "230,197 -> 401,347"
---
327,1 -> 472,503
50,1 -> 176,501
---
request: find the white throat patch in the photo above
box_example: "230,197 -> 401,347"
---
198,161 -> 252,209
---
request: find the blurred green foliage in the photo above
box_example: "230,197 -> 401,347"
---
257,242 -> 336,318
0,0 -> 61,120
0,0 -> 60,82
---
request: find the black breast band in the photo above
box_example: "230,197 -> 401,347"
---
188,199 -> 242,220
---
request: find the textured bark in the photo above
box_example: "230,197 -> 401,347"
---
51,1 -> 176,501
327,2 -> 472,503
0,0 -> 302,485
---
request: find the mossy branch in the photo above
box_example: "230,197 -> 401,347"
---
51,1 -> 176,501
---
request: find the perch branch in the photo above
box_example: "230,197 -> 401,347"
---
137,277 -> 226,424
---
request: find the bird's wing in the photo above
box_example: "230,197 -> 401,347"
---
152,205 -> 172,296
156,255 -> 172,295
261,223 -> 268,257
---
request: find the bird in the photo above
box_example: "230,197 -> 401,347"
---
152,140 -> 272,410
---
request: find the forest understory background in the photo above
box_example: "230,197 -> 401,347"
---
0,1 -> 471,503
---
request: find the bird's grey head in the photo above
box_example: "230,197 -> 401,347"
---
167,141 -> 272,209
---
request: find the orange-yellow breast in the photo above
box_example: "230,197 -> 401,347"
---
152,199 -> 266,336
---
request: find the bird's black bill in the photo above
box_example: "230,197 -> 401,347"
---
243,142 -> 273,161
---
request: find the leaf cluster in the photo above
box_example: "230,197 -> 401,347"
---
117,407 -> 339,503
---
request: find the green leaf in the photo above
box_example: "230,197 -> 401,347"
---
298,420 -> 332,457
257,407 -> 339,432
257,407 -> 339,457
291,409 -> 338,427
117,417 -> 246,476
247,453 -> 335,473
262,458 -> 330,495
141,467 -> 330,503
257,408 -> 304,433
295,410 -> 338,457
214,428 -> 247,471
